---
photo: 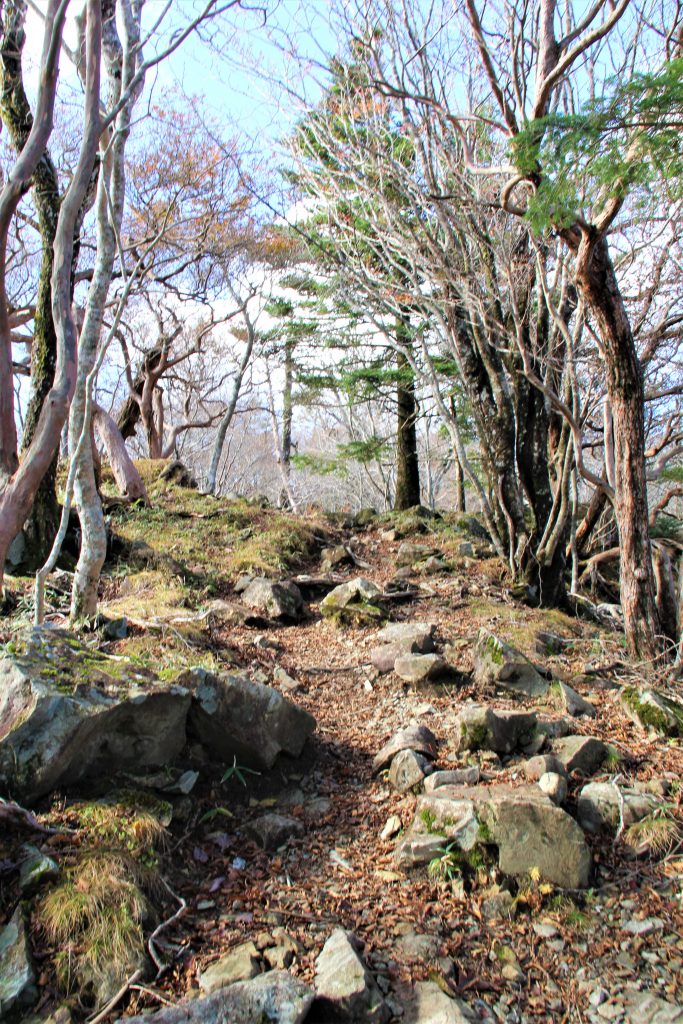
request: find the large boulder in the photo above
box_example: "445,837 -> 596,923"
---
241,579 -> 304,622
313,929 -> 389,1023
121,971 -> 314,1024
409,783 -> 591,889
455,705 -> 537,755
320,578 -> 385,627
184,669 -> 315,771
473,630 -> 549,697
0,629 -> 191,804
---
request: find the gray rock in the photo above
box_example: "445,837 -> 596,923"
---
389,749 -> 431,793
481,889 -> 515,920
523,754 -> 567,781
0,907 -> 36,1019
185,668 -> 315,771
622,990 -> 683,1023
556,681 -> 597,718
0,629 -> 191,803
198,942 -> 260,993
473,630 -> 549,697
412,794 -> 481,849
273,666 -> 304,694
320,578 -> 385,626
394,834 -> 446,868
241,579 -> 303,621
455,705 -> 537,755
414,784 -> 591,888
577,782 -> 662,833
19,844 -> 59,893
321,545 -> 352,571
314,929 -> 389,1023
405,981 -> 476,1023
457,542 -> 475,558
370,644 -> 405,674
538,772 -> 568,805
376,622 -> 436,652
537,716 -> 572,739
394,654 -> 447,683
380,814 -> 403,841
246,813 -> 304,850
373,724 -> 438,773
481,789 -> 591,888
353,507 -> 377,528
422,556 -> 448,574
396,543 -> 440,567
552,735 -> 608,775
121,971 -> 314,1024
620,687 -> 683,738
424,768 -> 480,792
396,930 -> 440,962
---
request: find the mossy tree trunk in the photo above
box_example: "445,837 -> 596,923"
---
0,4 -> 61,568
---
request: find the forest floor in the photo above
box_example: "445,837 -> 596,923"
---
1,465 -> 682,1024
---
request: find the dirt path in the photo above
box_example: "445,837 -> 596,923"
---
151,527 -> 683,1023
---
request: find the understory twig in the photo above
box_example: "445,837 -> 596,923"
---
87,968 -> 143,1024
148,878 -> 187,976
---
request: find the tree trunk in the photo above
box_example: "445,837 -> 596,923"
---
394,339 -> 421,510
279,335 -> 294,509
573,233 -> 661,661
0,0 -> 83,590
453,455 -> 466,512
93,403 -> 147,501
0,6 -> 62,565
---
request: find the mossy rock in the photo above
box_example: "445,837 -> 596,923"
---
620,686 -> 683,738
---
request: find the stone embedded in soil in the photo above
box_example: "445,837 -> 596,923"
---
246,813 -> 304,850
380,814 -> 403,840
388,749 -> 431,793
621,990 -> 683,1023
320,577 -> 385,626
523,754 -> 567,782
577,782 -> 663,834
370,644 -> 406,674
241,578 -> 304,622
376,621 -> 436,651
372,724 -> 439,773
184,667 -> 315,771
552,735 -> 608,776
424,767 -> 480,792
556,681 -> 597,718
321,545 -> 352,571
312,929 -> 389,1023
405,980 -> 477,1022
198,941 -> 260,993
620,687 -> 683,738
0,906 -> 36,1019
18,843 -> 59,893
394,653 -> 448,683
395,542 -> 441,567
394,834 -> 446,868
121,970 -> 314,1024
412,783 -> 591,888
395,929 -> 440,962
0,628 -> 191,803
455,705 -> 537,755
473,629 -> 549,697
538,771 -> 568,805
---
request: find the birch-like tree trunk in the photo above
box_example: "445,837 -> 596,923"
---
69,0 -> 144,621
